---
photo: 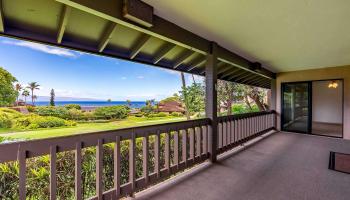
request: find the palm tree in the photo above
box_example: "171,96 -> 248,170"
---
22,89 -> 30,104
33,95 -> 38,104
27,82 -> 40,105
15,83 -> 23,105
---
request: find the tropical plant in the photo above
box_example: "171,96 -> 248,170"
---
64,104 -> 81,110
15,83 -> 23,105
27,82 -> 40,105
22,89 -> 30,104
50,89 -> 55,106
179,82 -> 205,116
0,67 -> 18,106
94,106 -> 129,120
180,72 -> 191,120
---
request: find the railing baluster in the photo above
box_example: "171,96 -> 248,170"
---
217,123 -> 221,149
227,120 -> 231,146
114,136 -> 121,200
165,131 -> 171,173
96,139 -> 103,199
196,127 -> 201,158
182,129 -> 187,166
223,121 -> 227,148
129,132 -> 136,195
154,131 -> 160,178
50,145 -> 57,200
230,120 -> 234,144
18,146 -> 26,200
202,126 -> 208,155
174,130 -> 179,169
142,134 -> 149,185
233,120 -> 238,142
75,142 -> 82,200
189,128 -> 195,162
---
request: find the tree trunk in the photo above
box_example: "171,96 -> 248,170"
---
31,90 -> 34,105
191,74 -> 196,84
181,72 -> 191,120
244,95 -> 252,110
249,94 -> 265,111
226,101 -> 232,115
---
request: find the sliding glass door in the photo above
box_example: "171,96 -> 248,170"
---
281,82 -> 311,133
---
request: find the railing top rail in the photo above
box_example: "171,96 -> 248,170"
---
0,118 -> 210,163
217,110 -> 275,122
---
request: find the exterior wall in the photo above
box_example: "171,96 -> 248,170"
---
276,65 -> 350,140
312,81 -> 342,124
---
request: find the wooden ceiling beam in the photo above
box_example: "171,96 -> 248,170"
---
56,0 -> 275,79
129,34 -> 151,59
0,0 -> 4,33
173,50 -> 194,69
153,43 -> 176,64
187,56 -> 206,71
57,5 -> 71,44
220,67 -> 240,79
98,22 -> 117,52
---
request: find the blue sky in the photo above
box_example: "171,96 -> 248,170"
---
0,36 -> 203,101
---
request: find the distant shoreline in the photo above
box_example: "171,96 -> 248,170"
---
34,101 -> 147,109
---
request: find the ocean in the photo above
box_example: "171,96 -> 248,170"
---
34,101 -> 146,108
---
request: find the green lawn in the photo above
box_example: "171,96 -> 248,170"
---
0,116 -> 186,141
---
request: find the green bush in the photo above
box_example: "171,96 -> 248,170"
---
26,105 -> 35,112
0,108 -> 23,128
0,134 -> 174,199
135,113 -> 144,117
140,105 -> 156,114
35,106 -> 69,119
64,104 -> 81,110
0,113 -> 12,128
67,108 -> 83,120
156,112 -> 168,117
94,106 -> 128,120
171,112 -> 183,117
14,114 -> 76,129
0,108 -> 22,118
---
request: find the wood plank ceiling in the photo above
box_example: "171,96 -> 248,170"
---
0,0 -> 275,88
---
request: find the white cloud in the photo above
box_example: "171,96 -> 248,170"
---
137,76 -> 144,79
2,40 -> 79,58
121,77 -> 127,80
158,68 -> 179,75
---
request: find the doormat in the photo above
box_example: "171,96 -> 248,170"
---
329,151 -> 350,174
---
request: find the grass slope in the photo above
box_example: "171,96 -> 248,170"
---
0,116 -> 185,140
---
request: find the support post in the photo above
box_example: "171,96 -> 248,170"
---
205,42 -> 218,163
269,79 -> 278,130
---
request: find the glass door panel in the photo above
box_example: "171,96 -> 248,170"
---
282,82 -> 311,133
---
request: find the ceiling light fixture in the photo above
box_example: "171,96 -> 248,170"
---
328,80 -> 338,89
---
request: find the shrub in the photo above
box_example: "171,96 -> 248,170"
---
0,113 -> 12,128
67,108 -> 83,120
94,106 -> 128,120
140,106 -> 156,114
156,112 -> 168,117
14,114 -> 76,129
64,104 -> 81,110
26,105 -> 35,112
0,108 -> 22,118
35,106 -> 69,119
135,113 -> 144,117
171,112 -> 183,117
0,134 -> 172,199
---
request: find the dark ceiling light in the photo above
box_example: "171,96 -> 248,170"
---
123,0 -> 154,28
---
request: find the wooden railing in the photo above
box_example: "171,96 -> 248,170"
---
0,111 -> 276,200
217,111 -> 276,154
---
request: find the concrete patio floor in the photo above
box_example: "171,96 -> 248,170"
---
134,132 -> 350,200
